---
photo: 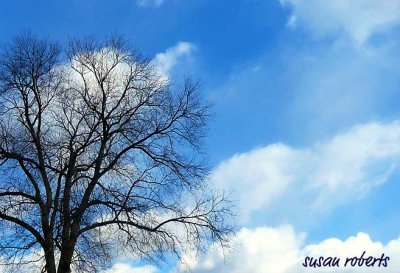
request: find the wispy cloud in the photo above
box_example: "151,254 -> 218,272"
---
212,121 -> 400,223
136,0 -> 165,8
103,263 -> 159,273
280,0 -> 400,46
154,41 -> 196,76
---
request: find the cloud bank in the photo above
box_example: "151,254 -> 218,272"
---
176,225 -> 400,273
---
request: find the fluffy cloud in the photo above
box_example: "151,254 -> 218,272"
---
176,226 -> 304,273
212,121 -> 400,222
176,226 -> 400,273
280,0 -> 400,45
136,0 -> 165,8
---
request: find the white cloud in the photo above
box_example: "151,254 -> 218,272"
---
136,0 -> 165,8
154,42 -> 196,76
176,226 -> 304,273
212,121 -> 400,222
103,263 -> 159,273
212,143 -> 303,221
280,0 -> 400,45
176,226 -> 400,273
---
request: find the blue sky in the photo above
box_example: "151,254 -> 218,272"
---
2,1 -> 400,272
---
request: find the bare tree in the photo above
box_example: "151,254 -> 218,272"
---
0,33 -> 233,273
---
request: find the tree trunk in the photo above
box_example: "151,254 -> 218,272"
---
44,250 -> 57,273
57,244 -> 73,271
57,249 -> 74,273
57,235 -> 77,273
44,234 -> 57,273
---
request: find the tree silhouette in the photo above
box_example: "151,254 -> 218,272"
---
0,33 -> 233,273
